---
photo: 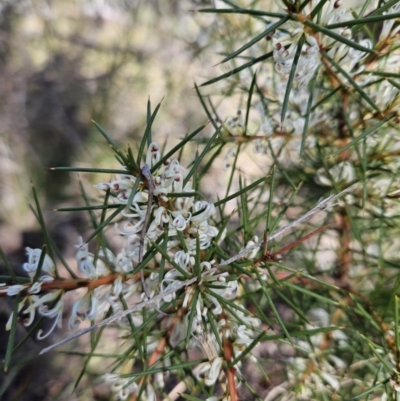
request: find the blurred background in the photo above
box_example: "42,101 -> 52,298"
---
0,1 -> 224,399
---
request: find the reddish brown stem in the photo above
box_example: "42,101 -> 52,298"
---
223,336 -> 239,401
335,209 -> 351,288
0,273 -> 125,297
271,224 -> 330,257
128,309 -> 184,401
255,224 -> 330,265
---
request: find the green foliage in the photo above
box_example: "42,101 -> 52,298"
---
2,1 -> 400,400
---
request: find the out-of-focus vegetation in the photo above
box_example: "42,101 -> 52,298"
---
0,0 -> 218,230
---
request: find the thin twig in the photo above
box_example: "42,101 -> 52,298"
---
139,164 -> 155,300
271,223 -> 330,257
220,187 -> 352,266
336,207 -> 351,288
0,274 -> 126,297
39,268 -> 217,355
223,336 -> 238,401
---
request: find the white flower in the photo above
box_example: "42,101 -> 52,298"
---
23,247 -> 55,279
161,271 -> 184,303
221,111 -> 245,136
147,206 -> 169,240
28,282 -> 43,294
124,235 -> 141,263
321,371 -> 340,390
171,210 -> 191,231
242,236 -> 260,259
104,374 -> 138,401
6,296 -> 29,330
379,3 -> 400,41
223,145 -> 238,170
192,201 -> 215,222
146,142 -> 161,167
36,297 -> 64,340
13,289 -> 65,339
93,182 -> 110,190
204,293 -> 222,315
315,161 -> 356,187
196,356 -> 223,386
75,237 -> 96,277
69,291 -> 98,329
75,237 -> 109,279
115,249 -> 133,273
175,183 -> 195,211
234,325 -> 254,346
174,250 -> 192,270
0,284 -> 26,296
195,332 -> 220,361
115,218 -> 145,236
145,383 -> 156,401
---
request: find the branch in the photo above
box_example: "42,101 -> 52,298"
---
220,187 -> 352,266
39,268 -> 217,354
0,274 -> 122,297
39,188 -> 351,355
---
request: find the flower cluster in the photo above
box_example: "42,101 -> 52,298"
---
1,140 -> 265,400
3,1 -> 400,400
0,248 -> 64,339
198,0 -> 400,399
216,0 -> 400,177
89,143 -> 263,397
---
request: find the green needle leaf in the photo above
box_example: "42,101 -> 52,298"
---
326,11 -> 400,29
322,51 -> 381,113
137,98 -> 163,165
330,113 -> 396,157
84,204 -> 126,244
4,294 -> 20,372
0,246 -> 18,283
200,51 -> 273,87
304,19 -> 376,55
49,167 -> 130,175
220,17 -> 288,64
183,126 -> 221,187
151,124 -> 207,172
214,176 -> 267,207
198,8 -> 287,19
309,0 -> 330,19
281,34 -> 305,123
300,65 -> 319,158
